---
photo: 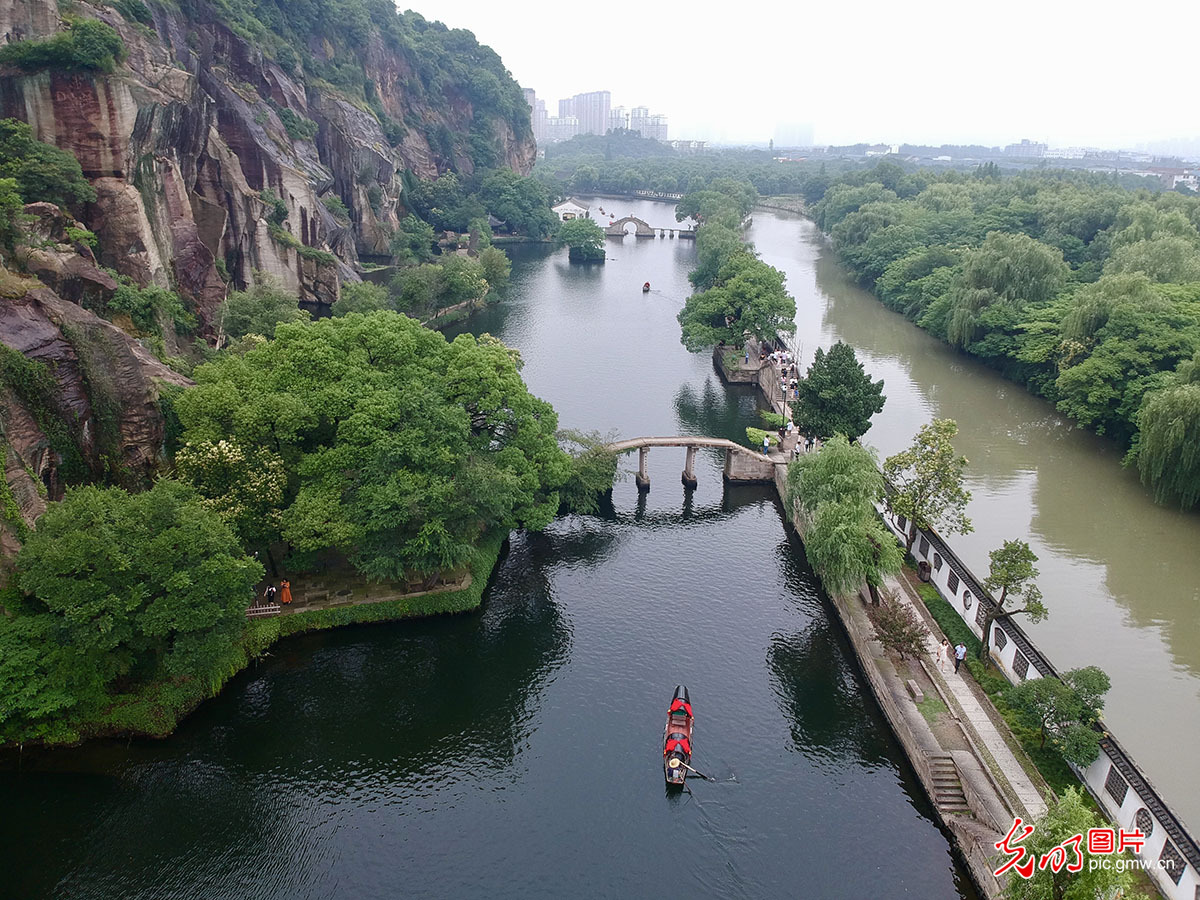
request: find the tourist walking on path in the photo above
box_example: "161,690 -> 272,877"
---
279,579 -> 293,605
762,435 -> 771,455
264,583 -> 278,605
937,639 -> 951,673
953,642 -> 967,673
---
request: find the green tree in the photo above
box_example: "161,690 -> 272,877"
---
1006,788 -> 1133,900
0,480 -> 262,741
0,19 -> 126,73
176,312 -> 571,580
479,169 -> 558,239
220,277 -> 310,340
882,418 -> 972,554
678,251 -> 796,351
332,281 -> 391,317
478,245 -> 511,291
1132,353 -> 1200,507
0,177 -> 25,251
0,119 -> 96,207
557,429 -> 618,515
869,599 -> 929,659
790,342 -> 886,441
1007,667 -> 1110,765
802,499 -> 903,604
787,433 -> 883,514
390,214 -> 436,264
980,539 -> 1048,662
174,439 -> 287,551
557,217 -> 606,262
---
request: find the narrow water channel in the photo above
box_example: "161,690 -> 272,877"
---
1,199 -> 978,899
747,210 -> 1200,830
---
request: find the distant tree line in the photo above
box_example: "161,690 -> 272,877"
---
810,161 -> 1200,509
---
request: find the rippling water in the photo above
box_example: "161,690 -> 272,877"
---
2,200 -> 978,899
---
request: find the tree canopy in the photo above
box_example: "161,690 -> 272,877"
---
0,480 -> 261,742
980,538 -> 1048,661
557,217 -> 606,262
0,119 -> 96,208
882,418 -> 972,553
790,342 -> 886,441
1007,667 -> 1109,765
678,250 -> 796,351
175,311 -> 571,579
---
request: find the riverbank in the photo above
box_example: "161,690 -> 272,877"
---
4,534 -> 507,750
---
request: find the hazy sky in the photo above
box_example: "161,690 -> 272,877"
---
399,0 -> 1194,149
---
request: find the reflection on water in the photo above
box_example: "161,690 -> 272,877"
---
749,211 -> 1200,826
3,199 -> 982,900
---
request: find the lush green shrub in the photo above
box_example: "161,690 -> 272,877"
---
277,107 -> 318,142
0,19 -> 126,73
0,119 -> 95,207
321,194 -> 351,224
219,277 -> 309,339
259,188 -> 288,226
113,0 -> 152,25
108,283 -> 194,334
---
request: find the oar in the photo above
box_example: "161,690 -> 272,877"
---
668,757 -> 715,781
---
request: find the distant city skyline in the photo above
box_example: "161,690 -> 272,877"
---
398,0 -> 1196,151
523,88 -> 668,144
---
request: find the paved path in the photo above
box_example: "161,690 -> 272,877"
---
889,571 -> 1048,818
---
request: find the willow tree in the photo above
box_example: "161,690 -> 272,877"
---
882,419 -> 972,554
803,500 -> 902,605
786,433 -> 883,515
1134,354 -> 1200,508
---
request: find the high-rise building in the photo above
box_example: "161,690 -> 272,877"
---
569,91 -> 610,137
627,106 -> 667,141
558,97 -> 576,119
546,115 -> 579,142
523,88 -> 548,144
608,106 -> 629,133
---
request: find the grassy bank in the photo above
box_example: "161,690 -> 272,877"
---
20,533 -> 507,746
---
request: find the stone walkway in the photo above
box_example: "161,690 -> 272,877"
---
888,570 -> 1049,819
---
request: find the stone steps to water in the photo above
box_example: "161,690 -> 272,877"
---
928,754 -> 969,811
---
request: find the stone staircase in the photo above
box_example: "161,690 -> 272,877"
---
929,753 -> 970,813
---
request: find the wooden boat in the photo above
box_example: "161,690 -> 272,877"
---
663,685 -> 693,788
642,282 -> 651,292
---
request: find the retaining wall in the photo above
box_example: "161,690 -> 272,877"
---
887,513 -> 1200,900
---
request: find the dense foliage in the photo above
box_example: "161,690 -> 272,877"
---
0,119 -> 95,209
219,278 -> 311,340
558,217 -> 606,262
182,0 -> 530,167
0,480 -> 261,743
537,136 -> 830,198
980,539 -> 1048,662
175,312 -> 571,579
1007,667 -> 1109,765
0,19 -> 126,73
810,161 -> 1200,507
790,341 -> 886,441
787,435 -> 901,603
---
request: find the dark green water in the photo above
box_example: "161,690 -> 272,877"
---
2,200 -> 978,899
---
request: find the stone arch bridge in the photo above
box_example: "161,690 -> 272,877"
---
604,217 -> 696,239
605,436 -> 777,491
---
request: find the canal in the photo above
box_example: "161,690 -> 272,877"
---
1,199 -> 979,899
745,211 -> 1199,831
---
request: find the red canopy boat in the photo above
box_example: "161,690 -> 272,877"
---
643,282 -> 651,292
663,685 -> 693,788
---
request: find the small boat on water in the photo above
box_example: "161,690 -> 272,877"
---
663,685 -> 693,788
642,282 -> 651,292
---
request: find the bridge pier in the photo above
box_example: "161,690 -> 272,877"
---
636,446 -> 650,493
682,446 -> 698,489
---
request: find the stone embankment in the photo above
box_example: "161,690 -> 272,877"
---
714,344 -> 1043,898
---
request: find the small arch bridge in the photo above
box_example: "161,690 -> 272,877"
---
605,436 -> 777,491
603,217 -> 695,239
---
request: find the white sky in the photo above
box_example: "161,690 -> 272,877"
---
398,0 -> 1196,150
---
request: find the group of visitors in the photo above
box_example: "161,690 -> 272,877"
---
936,639 -> 968,674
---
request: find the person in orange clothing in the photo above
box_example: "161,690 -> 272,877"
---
278,579 -> 292,605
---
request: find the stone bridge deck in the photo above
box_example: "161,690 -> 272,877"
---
606,436 -> 777,491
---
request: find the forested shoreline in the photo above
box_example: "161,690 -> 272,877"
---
802,163 -> 1200,508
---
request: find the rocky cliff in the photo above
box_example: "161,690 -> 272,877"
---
0,0 -> 535,326
0,0 -> 535,554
